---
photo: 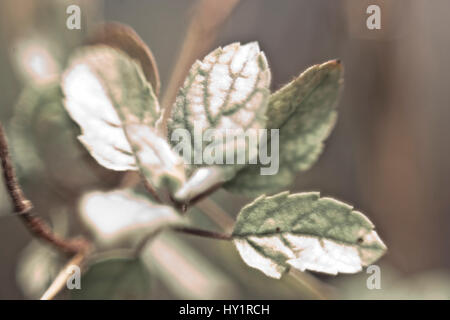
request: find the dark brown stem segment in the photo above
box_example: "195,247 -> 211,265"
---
0,124 -> 32,214
172,226 -> 232,241
0,123 -> 88,255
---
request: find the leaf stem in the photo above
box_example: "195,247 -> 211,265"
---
171,226 -> 232,241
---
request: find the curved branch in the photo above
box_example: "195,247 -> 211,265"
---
0,123 -> 89,254
0,123 -> 32,214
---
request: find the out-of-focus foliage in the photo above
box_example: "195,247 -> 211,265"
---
11,36 -> 60,86
142,232 -> 238,299
17,240 -> 63,299
16,210 -> 69,299
79,189 -> 181,247
9,40 -> 123,194
71,257 -> 151,300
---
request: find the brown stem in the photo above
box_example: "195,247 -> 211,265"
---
172,225 -> 232,241
133,224 -> 231,258
0,123 -> 89,255
19,213 -> 88,254
0,124 -> 32,214
185,182 -> 223,208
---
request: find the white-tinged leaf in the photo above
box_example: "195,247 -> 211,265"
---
232,192 -> 386,279
79,190 -> 181,246
174,167 -> 227,202
62,45 -> 184,189
126,124 -> 186,190
167,42 -> 271,175
225,60 -> 343,197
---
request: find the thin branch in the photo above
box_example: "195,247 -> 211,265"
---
0,123 -> 32,214
40,250 -> 89,300
133,224 -> 230,258
19,213 -> 88,254
171,225 -> 232,241
0,123 -> 89,254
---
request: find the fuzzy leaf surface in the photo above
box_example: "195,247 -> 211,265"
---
233,192 -> 386,278
167,42 -> 271,187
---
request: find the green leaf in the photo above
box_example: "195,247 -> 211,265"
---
62,45 -> 185,190
225,60 -> 343,197
232,192 -> 386,279
71,257 -> 150,300
167,42 -> 271,185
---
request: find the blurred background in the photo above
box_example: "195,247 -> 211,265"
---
0,0 -> 449,299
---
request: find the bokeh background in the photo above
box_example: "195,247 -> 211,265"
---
0,0 -> 449,299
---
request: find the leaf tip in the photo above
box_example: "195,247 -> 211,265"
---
326,59 -> 344,71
